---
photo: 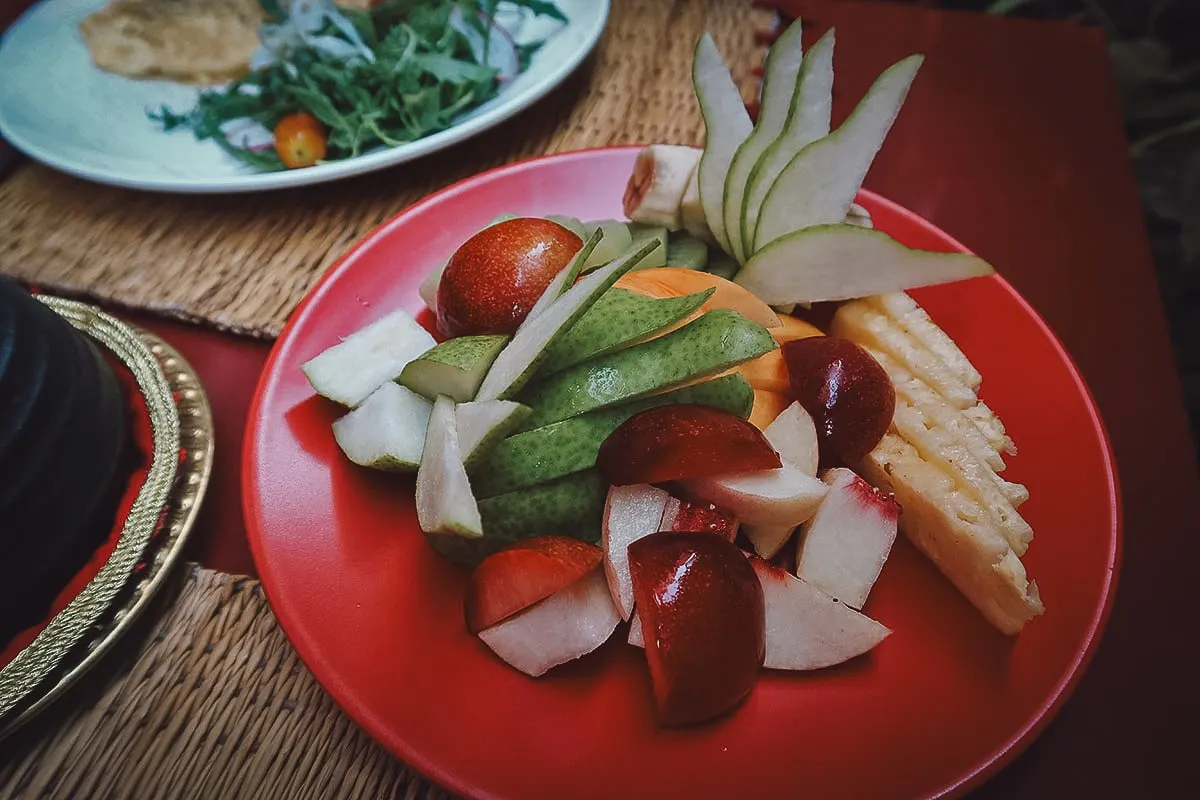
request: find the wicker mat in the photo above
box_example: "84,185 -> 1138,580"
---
0,0 -> 773,340
0,565 -> 440,800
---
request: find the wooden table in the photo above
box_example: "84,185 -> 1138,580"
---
3,0 -> 1198,796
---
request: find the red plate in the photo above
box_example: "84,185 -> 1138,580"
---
244,147 -> 1121,799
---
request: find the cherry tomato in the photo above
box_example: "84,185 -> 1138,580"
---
274,113 -> 327,169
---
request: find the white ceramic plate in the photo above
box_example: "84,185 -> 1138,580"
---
0,0 -> 608,193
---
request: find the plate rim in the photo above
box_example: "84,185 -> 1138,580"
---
0,0 -> 610,194
242,145 -> 1123,799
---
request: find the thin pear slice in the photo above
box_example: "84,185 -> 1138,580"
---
301,309 -> 436,409
331,382 -> 432,472
741,28 -> 836,255
399,334 -> 509,402
456,399 -> 531,469
735,224 -> 995,306
723,18 -> 805,263
527,228 -> 603,319
474,240 -> 658,402
692,32 -> 753,256
415,395 -> 483,539
753,54 -> 923,253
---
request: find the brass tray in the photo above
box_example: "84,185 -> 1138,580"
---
0,296 -> 214,739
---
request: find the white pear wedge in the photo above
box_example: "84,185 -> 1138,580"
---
331,382 -> 432,472
692,32 -> 753,256
415,395 -> 483,538
456,399 -> 531,468
753,54 -> 924,253
734,224 -> 995,306
722,18 -> 805,263
740,28 -> 836,256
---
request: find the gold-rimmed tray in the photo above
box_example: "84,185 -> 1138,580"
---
0,296 -> 214,739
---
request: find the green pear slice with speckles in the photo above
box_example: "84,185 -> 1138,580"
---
753,54 -> 924,252
474,240 -> 658,402
301,309 -> 435,408
741,28 -> 836,256
536,287 -> 713,377
693,32 -> 753,255
628,223 -> 669,269
735,224 -> 995,305
457,399 -> 531,468
723,18 -> 805,262
665,232 -> 710,270
331,382 -> 432,472
581,220 -> 634,271
399,334 -> 509,402
416,395 -> 483,543
472,374 -> 754,497
517,308 -> 776,429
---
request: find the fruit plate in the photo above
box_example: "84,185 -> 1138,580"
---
0,0 -> 608,194
243,146 -> 1121,799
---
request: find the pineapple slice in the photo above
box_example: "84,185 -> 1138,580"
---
866,292 -> 983,390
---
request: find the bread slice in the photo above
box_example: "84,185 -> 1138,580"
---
859,434 -> 1044,635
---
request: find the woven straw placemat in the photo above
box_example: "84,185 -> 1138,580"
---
0,0 -> 773,340
0,565 -> 439,800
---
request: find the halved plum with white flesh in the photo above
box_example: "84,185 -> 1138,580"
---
629,532 -> 765,726
796,468 -> 899,610
602,483 -> 671,620
301,309 -> 435,408
465,536 -> 603,634
659,496 -> 738,541
762,401 -> 820,476
750,558 -> 891,670
624,145 -> 701,230
678,463 -> 828,528
596,404 -> 781,486
477,567 -> 621,677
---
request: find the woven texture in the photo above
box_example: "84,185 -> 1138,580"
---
0,565 -> 445,800
0,0 -> 772,339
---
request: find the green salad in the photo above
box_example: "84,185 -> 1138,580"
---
151,0 -> 567,170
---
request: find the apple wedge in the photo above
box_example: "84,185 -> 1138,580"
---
795,468 -> 899,609
474,239 -> 658,401
465,536 -> 603,633
723,18 -> 805,262
477,567 -> 621,677
734,224 -> 996,306
300,309 -> 436,408
741,28 -> 836,258
751,558 -> 891,670
752,54 -> 924,253
762,401 -> 820,476
743,523 -> 796,560
678,463 -> 828,527
692,32 -> 753,256
602,483 -> 671,620
331,381 -> 432,472
415,395 -> 483,539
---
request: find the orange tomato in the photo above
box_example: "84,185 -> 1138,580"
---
274,113 -> 327,169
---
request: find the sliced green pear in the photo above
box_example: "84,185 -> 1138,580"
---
537,287 -> 713,377
629,223 -> 669,269
545,214 -> 589,239
331,382 -> 433,471
665,232 -> 709,270
301,309 -> 436,408
517,308 -> 776,429
753,54 -> 924,253
527,228 -> 603,320
457,399 -> 531,468
693,32 -> 754,255
472,374 -> 754,497
582,220 -> 634,271
474,240 -> 658,402
722,18 -> 805,262
415,395 -> 483,542
399,334 -> 509,402
735,224 -> 995,306
741,28 -> 836,255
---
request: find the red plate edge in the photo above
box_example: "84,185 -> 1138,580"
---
242,145 -> 1123,799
